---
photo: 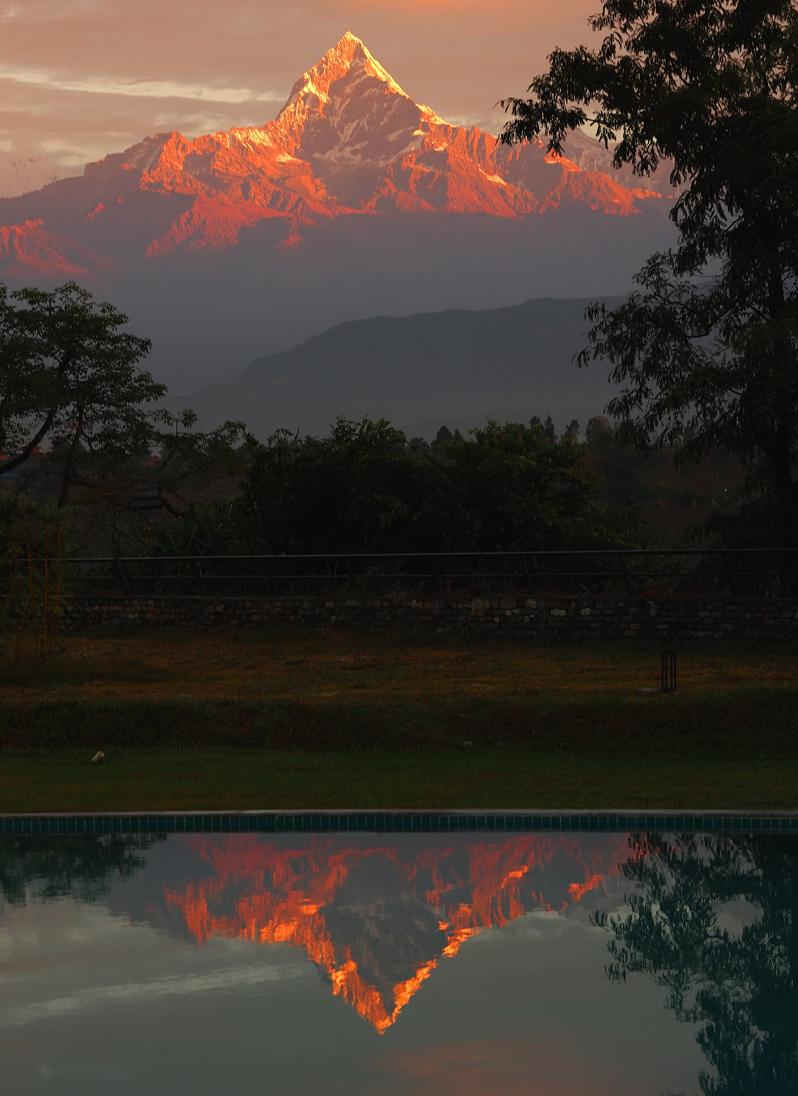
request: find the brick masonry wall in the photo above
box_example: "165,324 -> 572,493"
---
61,593 -> 798,641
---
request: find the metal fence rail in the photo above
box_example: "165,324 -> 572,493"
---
13,548 -> 798,598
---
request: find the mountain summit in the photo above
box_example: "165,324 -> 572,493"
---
281,30 -> 424,131
273,32 -> 450,207
160,833 -> 625,1032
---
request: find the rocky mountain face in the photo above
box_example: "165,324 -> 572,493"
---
0,33 -> 677,398
0,33 -> 674,276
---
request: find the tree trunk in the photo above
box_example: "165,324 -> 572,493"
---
771,436 -> 798,551
765,260 -> 798,552
57,406 -> 83,510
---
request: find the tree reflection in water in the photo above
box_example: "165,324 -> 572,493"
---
596,834 -> 798,1096
0,834 -> 164,905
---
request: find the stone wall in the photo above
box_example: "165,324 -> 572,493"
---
61,592 -> 798,641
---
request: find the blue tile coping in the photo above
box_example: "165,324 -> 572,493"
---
2,811 -> 798,835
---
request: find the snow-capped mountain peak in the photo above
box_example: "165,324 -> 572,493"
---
282,32 -> 412,112
268,31 -> 435,199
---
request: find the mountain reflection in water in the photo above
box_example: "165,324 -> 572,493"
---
159,833 -> 627,1032
1,829 -> 797,1094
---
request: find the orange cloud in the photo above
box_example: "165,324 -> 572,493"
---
380,1038 -> 618,1096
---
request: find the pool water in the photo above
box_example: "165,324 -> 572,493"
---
1,827 -> 796,1094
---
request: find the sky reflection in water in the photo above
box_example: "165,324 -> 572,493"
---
0,830 -> 794,1094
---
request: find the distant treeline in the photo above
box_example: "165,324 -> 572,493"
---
148,414 -> 746,560
0,281 -> 775,576
153,417 -> 634,558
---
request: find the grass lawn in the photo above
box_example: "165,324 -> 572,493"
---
2,749 -> 797,813
1,629 -> 797,811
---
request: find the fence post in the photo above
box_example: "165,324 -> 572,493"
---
345,555 -> 357,591
618,553 -> 633,597
722,552 -> 740,598
430,554 -> 440,589
661,650 -> 677,694
111,558 -> 132,595
264,557 -> 279,597
521,555 -> 533,594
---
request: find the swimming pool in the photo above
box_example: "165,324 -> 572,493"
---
1,814 -> 795,1093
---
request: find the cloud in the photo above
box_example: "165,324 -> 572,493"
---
0,66 -> 285,105
380,1038 -> 604,1096
2,963 -> 305,1027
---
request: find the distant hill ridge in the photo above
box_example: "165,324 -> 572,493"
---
180,296 -> 622,439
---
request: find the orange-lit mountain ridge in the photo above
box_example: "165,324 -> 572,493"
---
0,33 -> 672,275
162,834 -> 631,1033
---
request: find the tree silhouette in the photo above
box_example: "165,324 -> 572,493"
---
596,833 -> 798,1095
502,0 -> 798,548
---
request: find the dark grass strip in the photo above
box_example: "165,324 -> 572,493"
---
1,688 -> 797,754
2,747 -> 798,813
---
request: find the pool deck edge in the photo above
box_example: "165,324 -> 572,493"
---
3,809 -> 798,834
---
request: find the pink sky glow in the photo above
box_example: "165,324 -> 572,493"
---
0,0 -> 601,168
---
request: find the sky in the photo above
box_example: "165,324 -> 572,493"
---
0,0 -> 601,169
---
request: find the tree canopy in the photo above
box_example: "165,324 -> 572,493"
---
502,0 -> 798,547
0,834 -> 163,906
0,281 -> 157,498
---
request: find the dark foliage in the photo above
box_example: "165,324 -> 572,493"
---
0,834 -> 164,906
0,281 -> 247,552
229,416 -> 639,555
585,414 -> 745,543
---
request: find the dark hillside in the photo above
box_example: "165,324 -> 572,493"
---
180,296 -> 623,439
